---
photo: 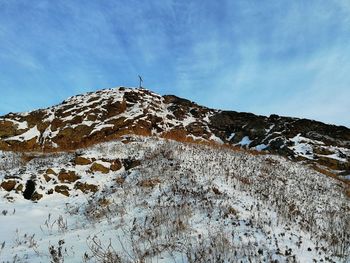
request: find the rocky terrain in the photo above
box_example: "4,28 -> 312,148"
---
0,87 -> 349,181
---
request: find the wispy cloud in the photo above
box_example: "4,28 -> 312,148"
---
0,0 -> 349,126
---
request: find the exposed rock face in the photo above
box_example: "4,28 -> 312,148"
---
0,87 -> 349,178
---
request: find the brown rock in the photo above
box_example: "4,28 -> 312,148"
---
110,159 -> 122,171
31,192 -> 43,201
58,171 -> 80,183
46,168 -> 57,175
43,174 -> 52,182
138,178 -> 160,188
54,185 -> 70,196
74,182 -> 98,193
1,180 -> 16,191
74,156 -> 92,165
90,162 -> 110,174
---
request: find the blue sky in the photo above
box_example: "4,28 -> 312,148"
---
0,0 -> 349,127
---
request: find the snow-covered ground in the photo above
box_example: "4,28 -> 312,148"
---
0,136 -> 349,262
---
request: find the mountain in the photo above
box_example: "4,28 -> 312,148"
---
0,87 -> 349,180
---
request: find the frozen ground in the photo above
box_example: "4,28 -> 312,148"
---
0,136 -> 349,262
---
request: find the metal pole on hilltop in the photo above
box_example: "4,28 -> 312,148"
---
138,75 -> 143,88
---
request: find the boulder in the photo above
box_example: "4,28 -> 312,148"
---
58,171 -> 80,183
43,174 -> 52,182
46,168 -> 57,175
31,192 -> 43,201
23,180 -> 36,200
123,159 -> 141,171
110,159 -> 122,171
1,180 -> 16,191
74,182 -> 98,193
16,184 -> 23,192
54,185 -> 70,196
74,156 -> 92,165
90,163 -> 110,174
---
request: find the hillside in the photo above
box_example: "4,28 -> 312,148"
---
0,136 -> 349,262
0,87 -> 349,181
0,87 -> 349,262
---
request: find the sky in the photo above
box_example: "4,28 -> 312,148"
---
0,0 -> 349,127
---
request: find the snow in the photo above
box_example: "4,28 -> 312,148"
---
89,124 -> 115,135
5,125 -> 40,142
290,133 -> 324,146
0,136 -> 347,262
227,132 -> 235,141
209,134 -> 224,144
238,136 -> 252,146
182,114 -> 197,126
255,144 -> 268,151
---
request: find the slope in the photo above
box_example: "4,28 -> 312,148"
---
0,136 -> 349,262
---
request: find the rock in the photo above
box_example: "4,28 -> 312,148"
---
90,162 -> 110,174
23,180 -> 36,200
212,187 -> 222,195
46,168 -> 57,175
74,182 -> 98,193
54,185 -> 70,196
74,156 -> 92,165
43,174 -> 52,182
123,159 -> 141,171
138,178 -> 160,188
1,180 -> 16,191
110,159 -> 122,171
58,171 -> 80,183
16,184 -> 23,192
31,192 -> 43,201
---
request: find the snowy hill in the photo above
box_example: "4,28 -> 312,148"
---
0,87 -> 349,262
0,136 -> 349,262
0,87 -> 349,181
